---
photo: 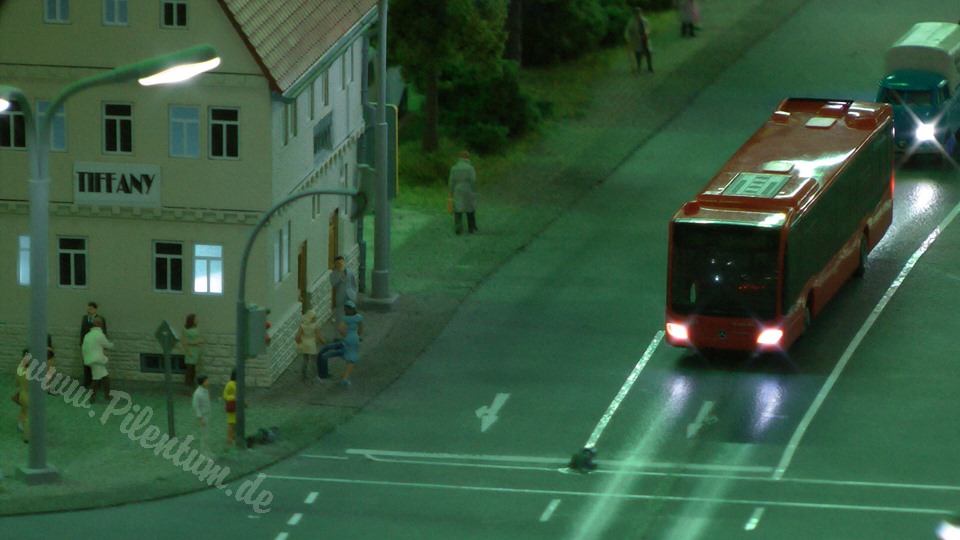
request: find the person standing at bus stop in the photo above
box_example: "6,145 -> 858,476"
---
448,150 -> 479,235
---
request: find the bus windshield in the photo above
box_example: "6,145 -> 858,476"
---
670,222 -> 780,320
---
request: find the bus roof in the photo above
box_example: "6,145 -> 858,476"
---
673,98 -> 892,225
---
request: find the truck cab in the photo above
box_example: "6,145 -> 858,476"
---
876,22 -> 960,155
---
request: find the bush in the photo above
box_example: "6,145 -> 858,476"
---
439,59 -> 541,154
397,140 -> 456,186
521,0 -> 608,66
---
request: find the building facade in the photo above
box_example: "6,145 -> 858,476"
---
0,0 -> 378,387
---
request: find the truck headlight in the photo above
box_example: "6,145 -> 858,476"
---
915,122 -> 936,142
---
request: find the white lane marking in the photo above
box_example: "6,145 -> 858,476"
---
304,491 -> 319,504
287,513 -> 302,526
261,474 -> 950,515
540,499 -> 562,522
774,200 -> 960,481
341,448 -> 770,473
475,393 -> 510,432
584,331 -> 664,449
686,400 -> 716,439
296,454 -> 349,460
275,533 -> 289,540
744,507 -> 765,531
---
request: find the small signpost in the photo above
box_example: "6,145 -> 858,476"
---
154,320 -> 180,438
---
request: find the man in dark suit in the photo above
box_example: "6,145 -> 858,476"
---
80,301 -> 106,388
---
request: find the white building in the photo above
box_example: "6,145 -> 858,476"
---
0,0 -> 379,386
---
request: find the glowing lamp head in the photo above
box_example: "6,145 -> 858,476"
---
915,122 -> 936,142
756,328 -> 783,346
666,322 -> 689,341
0,98 -> 10,112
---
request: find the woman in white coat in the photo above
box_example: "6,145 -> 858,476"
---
82,319 -> 114,402
295,309 -> 324,380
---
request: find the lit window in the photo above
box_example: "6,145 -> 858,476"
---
45,0 -> 69,23
194,244 -> 223,294
273,222 -> 290,283
0,101 -> 26,149
103,103 -> 132,154
161,0 -> 187,28
37,100 -> 66,152
58,237 -> 87,288
210,107 -> 239,159
154,241 -> 183,292
18,235 -> 30,286
103,0 -> 128,26
169,106 -> 199,158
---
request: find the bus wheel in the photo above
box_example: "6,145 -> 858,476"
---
854,235 -> 868,277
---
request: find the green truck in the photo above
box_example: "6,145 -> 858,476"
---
876,22 -> 960,156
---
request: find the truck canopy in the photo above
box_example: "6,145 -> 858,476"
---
884,22 -> 960,91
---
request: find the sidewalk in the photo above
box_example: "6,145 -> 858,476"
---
0,0 -> 810,516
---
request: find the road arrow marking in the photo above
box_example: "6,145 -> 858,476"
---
686,400 -> 716,439
475,393 -> 510,432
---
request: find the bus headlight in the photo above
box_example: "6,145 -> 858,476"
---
666,322 -> 689,341
756,328 -> 783,346
915,122 -> 936,142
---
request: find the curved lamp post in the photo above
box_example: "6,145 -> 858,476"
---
0,44 -> 219,484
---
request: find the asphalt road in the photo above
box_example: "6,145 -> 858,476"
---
4,1 -> 960,539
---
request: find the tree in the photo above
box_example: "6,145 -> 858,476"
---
391,0 -> 508,152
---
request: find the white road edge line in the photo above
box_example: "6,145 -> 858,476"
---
287,513 -> 302,526
744,506 -> 765,531
774,200 -> 960,481
304,491 -> 319,504
261,473 -> 951,515
585,330 -> 664,449
274,533 -> 289,540
540,499 -> 562,522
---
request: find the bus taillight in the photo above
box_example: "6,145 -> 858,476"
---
666,322 -> 689,341
756,328 -> 783,346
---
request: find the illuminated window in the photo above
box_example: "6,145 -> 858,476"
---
194,244 -> 223,294
37,100 -> 66,152
273,222 -> 290,283
103,0 -> 128,25
58,237 -> 87,288
18,235 -> 29,286
45,0 -> 69,23
154,241 -> 183,292
169,105 -> 199,158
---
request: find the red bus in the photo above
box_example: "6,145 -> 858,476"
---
665,98 -> 894,352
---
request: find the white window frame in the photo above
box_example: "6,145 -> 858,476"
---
102,0 -> 128,26
161,0 -> 187,28
18,235 -> 30,286
153,241 -> 184,293
103,102 -> 133,154
169,105 -> 200,158
193,244 -> 223,294
37,100 -> 66,152
209,107 -> 239,159
58,236 -> 87,288
44,0 -> 69,24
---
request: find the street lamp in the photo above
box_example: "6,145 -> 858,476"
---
0,44 -> 219,484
